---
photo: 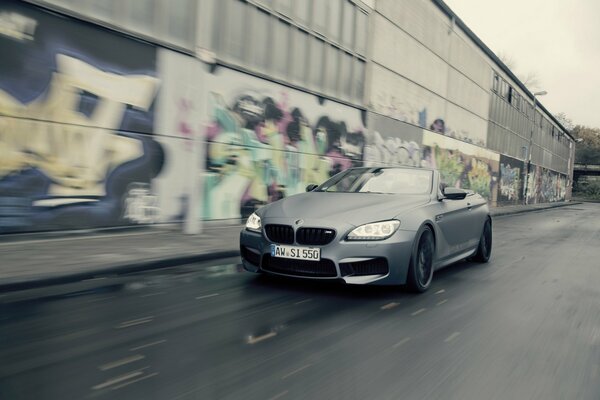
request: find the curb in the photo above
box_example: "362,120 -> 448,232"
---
490,201 -> 581,217
0,250 -> 240,293
0,202 -> 582,293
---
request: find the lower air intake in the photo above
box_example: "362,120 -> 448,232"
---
339,258 -> 389,276
261,255 -> 337,277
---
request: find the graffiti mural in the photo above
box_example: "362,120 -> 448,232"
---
526,166 -> 567,204
370,84 -> 487,147
0,1 -> 164,233
364,113 -> 422,168
421,130 -> 499,204
203,69 -> 365,220
498,155 -> 524,205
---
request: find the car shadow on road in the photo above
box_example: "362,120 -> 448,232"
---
245,257 -> 486,301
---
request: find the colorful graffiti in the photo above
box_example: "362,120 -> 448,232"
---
0,1 -> 164,232
364,114 -> 422,168
498,155 -> 524,205
203,72 -> 365,219
421,131 -> 499,204
364,131 -> 421,167
526,166 -> 567,204
372,90 -> 487,148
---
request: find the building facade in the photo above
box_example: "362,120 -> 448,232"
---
0,0 -> 575,233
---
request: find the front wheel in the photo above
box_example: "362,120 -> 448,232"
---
472,218 -> 492,263
407,227 -> 435,293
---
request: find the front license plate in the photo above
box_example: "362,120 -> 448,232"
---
270,244 -> 321,261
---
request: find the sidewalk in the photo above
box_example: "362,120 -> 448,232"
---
0,201 -> 579,291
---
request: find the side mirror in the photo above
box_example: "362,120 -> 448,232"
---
443,187 -> 467,200
306,184 -> 318,192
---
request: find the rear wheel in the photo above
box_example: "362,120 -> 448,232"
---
407,227 -> 435,293
472,218 -> 492,262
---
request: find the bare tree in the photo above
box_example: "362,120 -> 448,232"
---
554,112 -> 575,132
497,51 -> 542,92
497,51 -> 516,70
520,71 -> 541,92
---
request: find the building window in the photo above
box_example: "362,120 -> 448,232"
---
308,36 -> 325,89
251,7 -> 272,72
126,0 -> 156,37
273,0 -> 292,15
502,81 -> 510,99
328,0 -> 342,42
291,28 -> 309,83
355,10 -> 368,55
312,0 -> 328,34
293,0 -> 311,25
341,0 -> 355,49
325,45 -> 339,94
272,18 -> 291,78
339,51 -> 354,99
354,58 -> 366,101
255,0 -> 272,8
167,0 -> 196,47
89,0 -> 116,21
223,0 -> 248,62
492,73 -> 500,93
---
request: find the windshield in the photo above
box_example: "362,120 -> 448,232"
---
316,168 -> 433,195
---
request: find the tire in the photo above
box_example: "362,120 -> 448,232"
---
472,218 -> 492,263
407,227 -> 435,293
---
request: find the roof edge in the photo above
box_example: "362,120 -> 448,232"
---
430,0 -> 575,141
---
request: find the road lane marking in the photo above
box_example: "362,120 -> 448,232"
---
92,370 -> 145,390
85,295 -> 116,303
444,332 -> 461,343
115,316 -> 154,329
282,364 -> 312,380
393,337 -> 411,348
436,299 -> 448,306
247,332 -> 277,344
140,292 -> 166,298
111,372 -> 159,390
129,339 -> 167,351
196,293 -> 220,300
435,289 -> 445,294
411,308 -> 427,316
381,302 -> 399,310
268,390 -> 289,400
99,354 -> 145,371
294,298 -> 312,305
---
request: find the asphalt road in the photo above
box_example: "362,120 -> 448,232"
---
1,203 -> 599,400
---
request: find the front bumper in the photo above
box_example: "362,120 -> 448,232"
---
239,224 -> 416,286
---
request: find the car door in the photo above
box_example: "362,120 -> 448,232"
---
463,193 -> 488,248
434,194 -> 473,261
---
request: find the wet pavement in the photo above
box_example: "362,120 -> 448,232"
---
1,203 -> 599,400
0,201 -> 575,289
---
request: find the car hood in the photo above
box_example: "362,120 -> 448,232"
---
260,192 -> 430,227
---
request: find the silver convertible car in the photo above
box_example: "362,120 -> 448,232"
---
239,167 -> 492,292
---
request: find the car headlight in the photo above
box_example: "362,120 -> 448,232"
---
245,212 -> 261,232
347,220 -> 400,241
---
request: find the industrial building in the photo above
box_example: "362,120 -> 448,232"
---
0,0 -> 575,233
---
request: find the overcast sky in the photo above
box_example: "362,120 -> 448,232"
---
443,0 -> 600,128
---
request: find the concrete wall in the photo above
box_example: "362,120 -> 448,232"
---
0,0 -> 570,234
370,0 -> 490,147
0,0 -> 168,233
